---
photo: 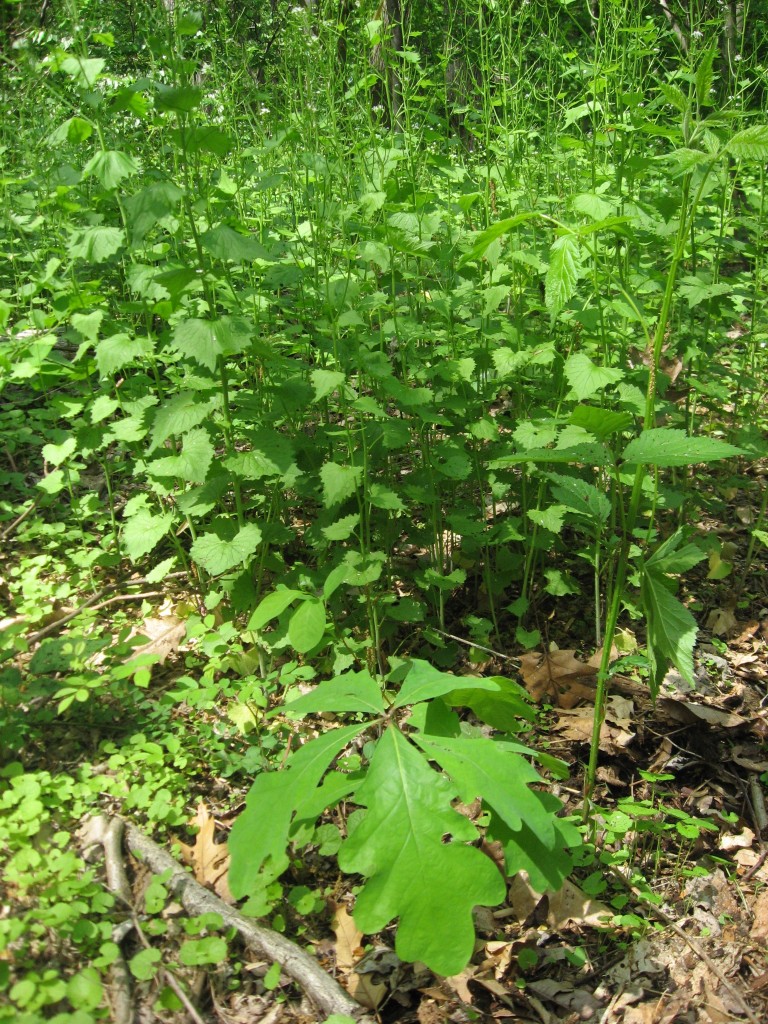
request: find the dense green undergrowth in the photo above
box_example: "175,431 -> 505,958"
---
2,1 -> 768,1020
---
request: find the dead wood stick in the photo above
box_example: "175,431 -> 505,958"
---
608,866 -> 760,1024
92,817 -> 135,1024
118,818 -> 373,1023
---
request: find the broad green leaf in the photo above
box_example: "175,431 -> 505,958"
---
572,193 -> 613,220
568,406 -> 633,439
727,125 -> 768,161
393,660 -> 498,710
147,428 -> 213,483
228,723 -> 367,897
310,369 -> 346,402
622,429 -> 745,467
320,462 -> 362,507
444,675 -> 536,730
200,225 -> 268,263
59,56 -> 105,87
481,285 -> 508,316
96,333 -> 152,376
414,735 -> 555,842
657,82 -> 688,112
124,182 -> 184,246
248,587 -> 303,631
154,83 -> 203,112
122,508 -> 172,562
68,226 -> 125,263
677,277 -> 730,309
90,395 -> 119,423
42,437 -> 76,467
487,792 -> 581,893
178,937 -> 227,967
527,505 -> 566,534
287,597 -> 326,654
45,116 -> 93,146
548,473 -> 611,525
641,568 -> 698,694
179,125 -> 234,156
645,530 -> 706,575
490,442 -> 612,468
285,670 -> 385,717
564,353 -> 623,400
545,234 -> 581,317
338,728 -> 505,976
82,150 -> 139,190
368,484 -> 404,512
322,514 -> 360,541
151,392 -> 217,448
190,523 -> 262,576
458,212 -> 537,266
172,316 -> 253,371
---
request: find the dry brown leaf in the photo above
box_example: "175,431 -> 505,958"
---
706,606 -> 738,636
330,904 -> 364,972
175,802 -> 232,902
508,872 -> 611,931
750,890 -> 768,943
131,608 -> 186,664
658,697 -> 747,731
718,827 -> 755,852
518,648 -> 599,707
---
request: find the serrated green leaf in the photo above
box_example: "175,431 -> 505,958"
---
285,670 -> 385,717
147,428 -> 213,483
368,483 -> 404,512
172,316 -> 253,371
393,659 -> 498,710
527,505 -> 566,534
657,82 -> 688,112
623,429 -> 745,467
310,369 -> 346,402
151,392 -> 216,448
727,124 -> 768,161
490,442 -> 612,468
695,48 -> 717,108
568,406 -> 633,439
458,212 -> 538,266
42,437 -> 76,467
641,567 -> 698,695
59,56 -> 105,88
548,473 -> 611,525
124,181 -> 184,246
122,508 -> 172,562
338,728 -> 505,975
545,234 -> 581,317
200,224 -> 268,263
190,523 -> 262,575
228,723 -> 367,897
90,395 -> 119,423
96,333 -> 152,376
322,514 -> 360,541
82,150 -> 139,190
645,529 -> 706,575
572,193 -> 613,220
564,353 -> 623,400
414,734 -> 555,842
69,226 -> 125,263
155,83 -> 203,112
320,462 -> 362,507
287,597 -> 326,653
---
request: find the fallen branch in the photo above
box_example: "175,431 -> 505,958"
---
112,817 -> 373,1023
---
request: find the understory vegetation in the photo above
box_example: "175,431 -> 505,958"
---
2,1 -> 768,1022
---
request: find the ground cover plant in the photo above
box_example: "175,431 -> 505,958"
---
2,1 -> 768,1021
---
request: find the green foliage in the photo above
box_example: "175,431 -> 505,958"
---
230,660 -> 578,975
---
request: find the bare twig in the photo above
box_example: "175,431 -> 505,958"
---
0,498 -> 39,540
115,817 -> 374,1022
608,866 -> 760,1024
89,817 -> 135,1024
26,572 -> 188,645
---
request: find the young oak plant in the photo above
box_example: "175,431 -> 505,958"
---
227,658 -> 581,977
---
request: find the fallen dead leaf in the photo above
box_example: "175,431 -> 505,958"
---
175,802 -> 232,902
657,697 -> 747,730
719,827 -> 755,852
131,607 -> 186,664
508,872 -> 612,931
519,648 -> 599,707
750,890 -> 768,943
706,605 -> 738,636
331,905 -> 387,1009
